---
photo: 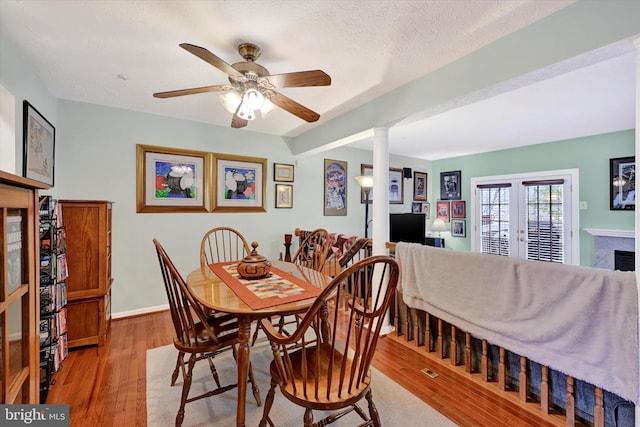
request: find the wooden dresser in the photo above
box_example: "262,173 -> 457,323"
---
59,200 -> 113,348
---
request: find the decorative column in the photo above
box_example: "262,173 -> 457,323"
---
372,126 -> 394,335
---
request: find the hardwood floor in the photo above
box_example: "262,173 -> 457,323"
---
47,310 -> 562,426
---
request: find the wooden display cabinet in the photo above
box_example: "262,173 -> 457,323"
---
58,200 -> 113,348
0,171 -> 47,403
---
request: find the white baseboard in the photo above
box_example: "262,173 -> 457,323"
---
111,304 -> 169,320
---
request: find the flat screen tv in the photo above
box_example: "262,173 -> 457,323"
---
389,213 -> 426,244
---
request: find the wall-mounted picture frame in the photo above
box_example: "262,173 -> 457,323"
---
451,200 -> 466,218
23,100 -> 55,186
212,152 -> 267,212
274,163 -> 294,182
275,184 -> 293,208
324,159 -> 347,216
413,171 -> 427,201
136,144 -> 210,213
451,219 -> 466,237
440,170 -> 461,200
360,164 -> 404,204
610,156 -> 635,210
422,202 -> 431,219
411,202 -> 422,213
436,200 -> 450,222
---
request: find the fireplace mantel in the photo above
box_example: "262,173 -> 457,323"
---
583,228 -> 635,239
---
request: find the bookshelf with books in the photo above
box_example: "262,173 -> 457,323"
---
38,196 -> 68,403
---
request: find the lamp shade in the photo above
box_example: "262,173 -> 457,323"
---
355,175 -> 374,189
242,88 -> 265,111
220,91 -> 242,113
431,217 -> 447,232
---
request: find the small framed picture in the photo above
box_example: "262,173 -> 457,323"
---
274,163 -> 294,182
451,219 -> 466,237
440,170 -> 461,200
610,156 -> 635,210
436,201 -> 450,222
422,202 -> 431,219
275,184 -> 293,208
23,101 -> 55,186
411,202 -> 422,213
451,200 -> 466,218
413,171 -> 427,201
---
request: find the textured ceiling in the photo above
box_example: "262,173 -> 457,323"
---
1,0 -> 635,160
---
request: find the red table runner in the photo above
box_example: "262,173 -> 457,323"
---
209,262 -> 322,310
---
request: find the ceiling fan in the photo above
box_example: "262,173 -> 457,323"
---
153,43 -> 331,128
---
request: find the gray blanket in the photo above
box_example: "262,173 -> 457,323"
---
395,242 -> 639,404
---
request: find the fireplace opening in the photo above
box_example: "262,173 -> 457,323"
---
614,250 -> 635,272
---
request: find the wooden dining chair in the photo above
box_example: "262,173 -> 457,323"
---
291,227 -> 331,271
153,239 -> 260,427
200,226 -> 251,267
251,228 -> 331,346
258,255 -> 400,427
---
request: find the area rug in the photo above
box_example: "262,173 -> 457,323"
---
147,339 -> 457,426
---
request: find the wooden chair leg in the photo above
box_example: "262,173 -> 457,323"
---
205,354 -> 222,388
248,361 -> 262,406
176,354 -> 196,427
365,388 -> 382,427
259,378 -> 278,427
251,323 -> 262,346
171,351 -> 184,386
303,408 -> 314,427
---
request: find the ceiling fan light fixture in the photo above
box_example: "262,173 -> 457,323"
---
260,99 -> 276,117
242,87 -> 264,111
238,103 -> 256,120
220,91 -> 242,114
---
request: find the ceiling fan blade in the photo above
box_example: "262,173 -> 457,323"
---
153,85 -> 228,98
270,91 -> 320,122
179,43 -> 243,77
263,70 -> 331,88
231,114 -> 248,128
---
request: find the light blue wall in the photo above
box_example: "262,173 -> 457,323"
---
431,130 -> 635,266
53,100 -> 429,314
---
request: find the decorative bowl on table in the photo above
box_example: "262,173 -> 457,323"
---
237,241 -> 272,279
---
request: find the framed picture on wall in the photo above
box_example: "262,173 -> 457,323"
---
136,144 -> 210,213
451,200 -> 466,218
274,163 -> 294,182
436,201 -> 450,222
275,184 -> 293,208
23,101 -> 55,186
360,164 -> 404,204
422,202 -> 431,219
324,159 -> 347,216
212,152 -> 267,212
451,219 -> 466,237
413,171 -> 427,201
440,170 -> 461,200
610,156 -> 635,210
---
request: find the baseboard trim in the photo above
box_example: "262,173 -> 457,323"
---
111,304 -> 169,320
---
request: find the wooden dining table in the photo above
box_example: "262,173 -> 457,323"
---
186,260 -> 331,427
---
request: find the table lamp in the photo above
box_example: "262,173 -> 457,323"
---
431,217 -> 447,237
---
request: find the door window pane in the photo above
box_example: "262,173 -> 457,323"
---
480,187 -> 510,256
525,183 -> 565,263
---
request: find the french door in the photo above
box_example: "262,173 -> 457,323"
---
470,169 -> 579,265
